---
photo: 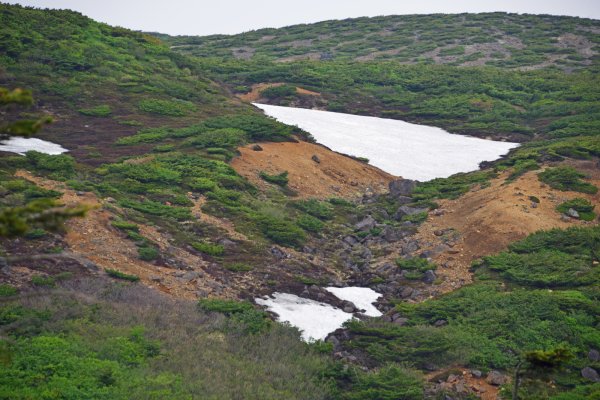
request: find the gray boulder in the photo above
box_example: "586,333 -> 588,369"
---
355,215 -> 377,231
486,371 -> 508,386
395,206 -> 427,220
589,349 -> 600,362
582,367 -> 600,382
389,179 -> 417,197
423,270 -> 437,284
567,208 -> 580,219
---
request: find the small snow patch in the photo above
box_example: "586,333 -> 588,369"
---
326,287 -> 382,317
0,137 -> 68,155
256,292 -> 352,341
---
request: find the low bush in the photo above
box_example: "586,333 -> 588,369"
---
297,214 -> 324,233
78,104 -> 111,116
293,199 -> 333,220
138,98 -> 196,116
259,171 -> 289,186
111,220 -> 140,232
138,246 -> 159,261
105,268 -> 140,282
225,263 -> 253,272
538,166 -> 597,194
0,284 -> 17,297
197,298 -> 254,314
556,198 -> 596,221
191,241 -> 224,256
260,84 -> 297,99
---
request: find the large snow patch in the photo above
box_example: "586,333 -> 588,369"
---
254,103 -> 518,181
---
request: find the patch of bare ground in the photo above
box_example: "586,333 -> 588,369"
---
13,170 -> 237,300
231,140 -> 395,199
427,367 -> 500,400
413,161 -> 599,297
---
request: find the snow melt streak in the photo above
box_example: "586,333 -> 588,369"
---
254,103 -> 518,181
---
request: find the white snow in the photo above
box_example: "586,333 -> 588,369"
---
0,137 -> 68,155
256,287 -> 383,341
325,287 -> 382,317
254,103 -> 519,181
256,292 -> 353,341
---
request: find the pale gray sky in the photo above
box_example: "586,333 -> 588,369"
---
5,0 -> 600,36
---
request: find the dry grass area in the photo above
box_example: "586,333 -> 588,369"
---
231,140 -> 394,199
415,161 -> 599,295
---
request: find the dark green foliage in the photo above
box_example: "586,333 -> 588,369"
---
78,104 -> 111,116
254,214 -> 306,247
225,263 -> 253,272
119,199 -> 191,220
556,198 -> 596,221
297,214 -> 324,233
30,275 -> 55,287
111,220 -> 140,232
259,171 -> 289,186
201,114 -> 301,141
396,257 -> 437,272
0,284 -> 18,297
138,246 -> 159,261
340,364 -> 423,400
105,268 -> 140,282
138,98 -> 197,116
184,127 -> 247,148
24,228 -> 46,239
401,211 -> 428,224
197,298 -> 254,314
260,84 -> 297,99
191,241 -> 224,256
538,166 -> 597,194
25,151 -> 75,179
412,170 -> 497,201
293,199 -> 334,219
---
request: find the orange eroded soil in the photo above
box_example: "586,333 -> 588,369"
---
415,160 -> 599,295
15,170 -> 234,299
427,368 -> 500,400
231,140 -> 395,199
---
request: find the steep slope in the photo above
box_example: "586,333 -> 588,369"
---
161,13 -> 599,70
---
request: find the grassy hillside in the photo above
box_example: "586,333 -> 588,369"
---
160,13 -> 599,70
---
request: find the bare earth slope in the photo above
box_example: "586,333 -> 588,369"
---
231,140 -> 394,199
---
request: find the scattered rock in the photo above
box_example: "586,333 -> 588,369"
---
485,370 -> 508,386
471,370 -> 482,378
567,208 -> 580,219
251,144 -> 263,151
589,349 -> 600,362
423,270 -> 437,284
270,247 -> 288,259
150,275 -> 162,282
343,235 -> 359,246
311,154 -> 321,163
389,179 -> 417,197
434,230 -> 444,236
433,319 -> 447,327
394,205 -> 427,220
355,215 -> 377,231
582,367 -> 600,382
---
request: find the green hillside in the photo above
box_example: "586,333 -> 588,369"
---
161,13 -> 600,70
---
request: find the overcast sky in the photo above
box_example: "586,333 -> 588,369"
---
5,0 -> 600,36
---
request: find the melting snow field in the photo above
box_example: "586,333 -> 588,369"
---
255,103 -> 519,181
0,137 -> 68,155
325,287 -> 382,317
256,288 -> 382,341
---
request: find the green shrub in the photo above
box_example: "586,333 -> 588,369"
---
259,171 -> 289,186
191,241 -> 224,256
197,298 -> 254,314
297,214 -> 324,233
24,228 -> 46,239
538,166 -> 597,194
111,220 -> 140,232
556,198 -> 596,221
341,364 -> 423,400
184,128 -> 247,149
293,199 -> 333,219
138,98 -> 196,116
78,104 -> 111,117
402,211 -> 428,224
260,85 -> 297,98
188,177 -> 217,192
31,275 -> 55,287
138,246 -> 159,261
0,284 -> 18,297
225,263 -> 253,272
105,268 -> 140,282
254,214 -> 306,247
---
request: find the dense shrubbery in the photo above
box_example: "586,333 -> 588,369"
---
556,198 -> 596,221
191,241 -> 225,256
259,170 -> 289,186
260,84 -> 297,99
106,268 -> 140,281
538,166 -> 598,194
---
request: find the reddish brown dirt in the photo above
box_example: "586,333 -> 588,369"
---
14,170 -> 235,299
415,161 -> 599,295
231,141 -> 395,199
237,82 -> 321,103
427,368 -> 500,400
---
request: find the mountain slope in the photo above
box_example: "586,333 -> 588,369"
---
161,13 -> 600,70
